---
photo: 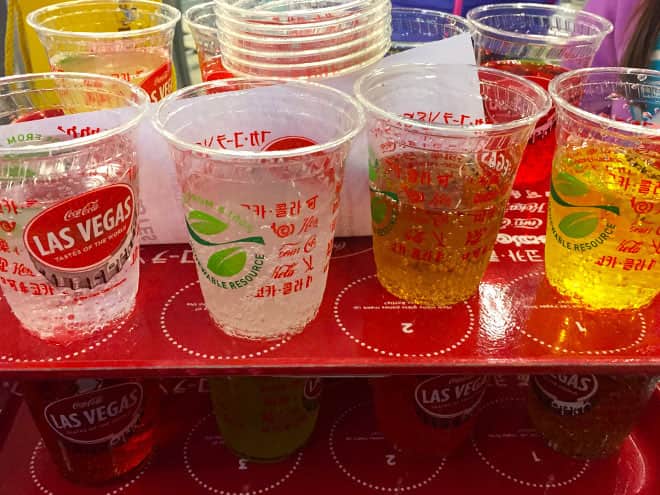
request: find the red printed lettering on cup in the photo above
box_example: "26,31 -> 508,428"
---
23,184 -> 136,289
532,374 -> 599,416
43,382 -> 143,445
142,61 -> 173,102
414,375 -> 488,427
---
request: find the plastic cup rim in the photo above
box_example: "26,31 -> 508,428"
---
218,6 -> 390,44
215,0 -> 381,20
466,2 -> 613,45
223,45 -> 388,78
215,0 -> 389,31
153,78 -> 365,161
0,72 -> 150,157
549,67 -> 660,137
222,35 -> 389,70
183,2 -> 217,36
391,6 -> 473,27
354,63 -> 553,136
27,0 -> 181,40
220,22 -> 390,57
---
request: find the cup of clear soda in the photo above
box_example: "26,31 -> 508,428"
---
153,79 -> 364,339
0,73 -> 149,341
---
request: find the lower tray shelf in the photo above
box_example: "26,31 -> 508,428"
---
0,378 -> 658,494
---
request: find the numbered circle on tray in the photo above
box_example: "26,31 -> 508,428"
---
334,275 -> 475,357
471,398 -> 591,489
160,281 -> 291,360
329,402 -> 445,492
29,440 -> 150,495
506,271 -> 649,355
184,415 -> 302,495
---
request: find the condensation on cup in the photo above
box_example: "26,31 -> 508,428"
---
371,375 -> 489,457
354,64 -> 551,306
0,73 -> 149,341
153,78 -> 364,339
23,378 -> 160,484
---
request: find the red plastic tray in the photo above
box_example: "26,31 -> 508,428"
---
0,183 -> 658,377
0,377 -> 658,495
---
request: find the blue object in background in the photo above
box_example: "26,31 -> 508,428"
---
391,0 -> 557,17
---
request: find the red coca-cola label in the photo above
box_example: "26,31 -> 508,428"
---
24,184 -> 135,275
303,378 -> 323,401
43,382 -> 143,445
142,61 -> 173,103
532,374 -> 599,416
414,375 -> 488,424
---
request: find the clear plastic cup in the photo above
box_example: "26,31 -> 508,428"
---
467,3 -> 612,185
221,32 -> 390,78
216,0 -> 382,27
0,73 -> 149,342
153,79 -> 364,339
184,2 -> 234,82
27,0 -> 181,102
220,4 -> 390,53
220,20 -> 390,63
214,0 -> 390,77
389,7 -> 472,55
355,64 -> 551,306
545,68 -> 660,310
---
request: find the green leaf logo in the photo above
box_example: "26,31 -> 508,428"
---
207,247 -> 247,277
558,212 -> 599,238
555,173 -> 589,197
188,210 -> 228,236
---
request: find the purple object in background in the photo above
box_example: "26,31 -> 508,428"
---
584,0 -> 638,66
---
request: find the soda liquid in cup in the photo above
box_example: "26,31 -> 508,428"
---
209,377 -> 322,461
354,64 -> 550,306
528,374 -> 655,459
28,0 -> 181,102
23,378 -> 160,484
546,68 -> 659,310
154,79 -> 364,339
388,8 -> 472,55
371,375 -> 488,457
0,73 -> 149,341
184,2 -> 233,82
468,3 -> 612,185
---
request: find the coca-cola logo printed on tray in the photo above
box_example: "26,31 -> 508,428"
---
23,184 -> 136,290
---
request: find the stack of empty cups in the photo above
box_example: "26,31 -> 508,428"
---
214,0 -> 392,78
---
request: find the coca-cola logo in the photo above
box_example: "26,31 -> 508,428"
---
532,375 -> 598,416
414,375 -> 488,421
63,200 -> 99,222
44,382 -> 143,445
24,184 -> 135,272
